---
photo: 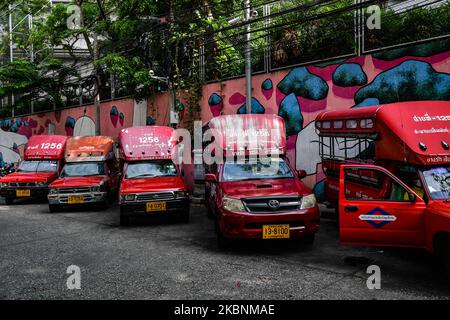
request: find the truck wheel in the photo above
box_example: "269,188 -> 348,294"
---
99,200 -> 109,210
206,204 -> 214,220
49,204 -> 60,213
441,239 -> 450,282
216,220 -> 233,250
4,197 -> 13,205
120,215 -> 130,226
301,234 -> 315,245
179,209 -> 190,223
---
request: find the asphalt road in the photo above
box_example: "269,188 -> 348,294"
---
0,199 -> 449,300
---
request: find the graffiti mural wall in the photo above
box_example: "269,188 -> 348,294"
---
0,98 -> 134,165
148,45 -> 449,194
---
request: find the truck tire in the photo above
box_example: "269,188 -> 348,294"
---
302,234 -> 315,245
49,204 -> 60,213
206,204 -> 215,220
99,200 -> 109,210
179,209 -> 190,223
4,197 -> 13,205
216,220 -> 233,250
120,215 -> 130,226
442,239 -> 450,282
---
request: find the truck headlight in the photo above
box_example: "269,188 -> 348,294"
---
0,182 -> 8,188
122,194 -> 136,201
49,188 -> 58,194
174,191 -> 188,198
91,186 -> 101,192
36,182 -> 47,187
222,197 -> 245,212
300,194 -> 317,209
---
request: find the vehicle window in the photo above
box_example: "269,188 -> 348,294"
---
125,160 -> 177,179
222,158 -> 294,182
421,166 -> 450,200
18,160 -> 58,173
61,162 -> 105,177
345,168 -> 412,202
394,166 -> 425,200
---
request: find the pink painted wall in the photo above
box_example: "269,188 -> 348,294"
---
0,98 -> 134,165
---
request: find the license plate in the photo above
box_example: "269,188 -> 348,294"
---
16,189 -> 31,197
146,201 -> 166,212
262,224 -> 290,239
68,195 -> 85,204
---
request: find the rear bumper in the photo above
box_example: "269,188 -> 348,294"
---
0,186 -> 49,199
47,191 -> 108,205
120,198 -> 189,216
218,206 -> 320,239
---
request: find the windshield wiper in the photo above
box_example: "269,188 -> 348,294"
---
130,174 -> 156,178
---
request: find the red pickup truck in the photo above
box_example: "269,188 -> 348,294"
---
0,135 -> 68,204
47,136 -> 120,212
118,126 -> 189,225
204,114 -> 320,249
315,101 -> 450,275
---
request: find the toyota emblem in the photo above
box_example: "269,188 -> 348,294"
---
268,199 -> 280,209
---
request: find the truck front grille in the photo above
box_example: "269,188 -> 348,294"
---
243,196 -> 302,213
136,192 -> 174,202
8,182 -> 36,187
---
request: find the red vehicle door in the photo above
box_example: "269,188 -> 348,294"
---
339,165 -> 426,248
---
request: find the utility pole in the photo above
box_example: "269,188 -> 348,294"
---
168,0 -> 175,127
244,0 -> 252,114
28,13 -> 34,114
94,34 -> 101,136
9,4 -> 14,117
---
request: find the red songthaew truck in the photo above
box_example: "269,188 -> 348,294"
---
118,126 -> 189,225
315,100 -> 450,274
47,136 -> 120,212
204,114 -> 320,249
0,135 -> 68,204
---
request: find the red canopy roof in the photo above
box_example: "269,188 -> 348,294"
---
316,100 -> 450,165
119,126 -> 177,161
66,136 -> 116,162
24,135 -> 68,160
207,114 -> 286,156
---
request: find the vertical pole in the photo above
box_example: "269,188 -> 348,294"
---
94,34 -> 101,136
9,4 -> 14,117
111,73 -> 115,100
244,0 -> 252,114
29,13 -> 34,114
168,0 -> 175,126
263,4 -> 271,73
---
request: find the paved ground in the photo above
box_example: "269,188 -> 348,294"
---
0,199 -> 449,300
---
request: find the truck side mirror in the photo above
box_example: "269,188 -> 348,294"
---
297,170 -> 307,179
408,192 -> 417,202
204,173 -> 217,183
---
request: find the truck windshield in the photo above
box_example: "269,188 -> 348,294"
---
421,166 -> 450,200
60,162 -> 105,177
222,158 -> 294,182
18,160 -> 58,173
125,160 -> 178,179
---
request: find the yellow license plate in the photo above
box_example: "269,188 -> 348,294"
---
68,195 -> 85,204
262,224 -> 290,239
146,201 -> 166,212
16,189 -> 31,197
